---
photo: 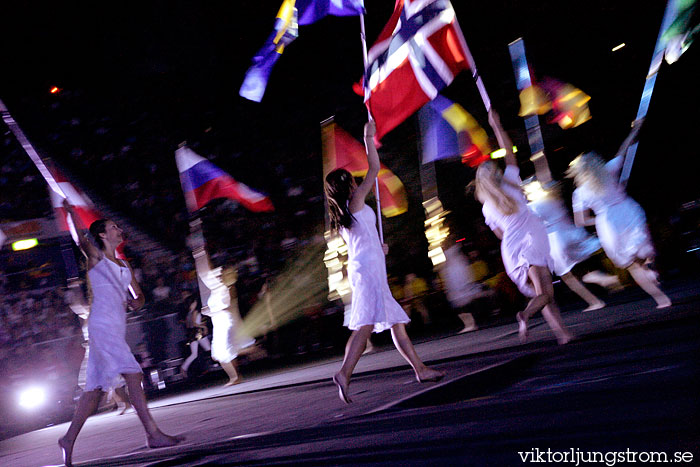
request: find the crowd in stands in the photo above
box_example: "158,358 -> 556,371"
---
1,133 -> 50,221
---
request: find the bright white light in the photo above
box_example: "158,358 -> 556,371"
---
11,238 -> 38,251
18,386 -> 46,409
490,146 -> 518,159
612,43 -> 626,52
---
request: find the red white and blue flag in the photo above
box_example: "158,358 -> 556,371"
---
364,0 -> 472,142
175,147 -> 274,213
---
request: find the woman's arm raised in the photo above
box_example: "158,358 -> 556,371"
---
63,199 -> 102,267
349,120 -> 381,214
488,109 -> 517,167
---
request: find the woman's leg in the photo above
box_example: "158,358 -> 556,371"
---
59,389 -> 104,466
333,325 -> 373,403
628,263 -> 671,308
515,274 -> 551,343
221,360 -> 241,386
122,372 -> 183,448
113,385 -> 132,415
390,323 -> 445,382
528,266 -> 574,344
180,341 -> 199,374
561,272 -> 605,311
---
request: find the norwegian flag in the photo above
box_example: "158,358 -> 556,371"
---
364,0 -> 472,142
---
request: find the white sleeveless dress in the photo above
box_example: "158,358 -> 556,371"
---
572,156 -> 654,268
482,166 -> 552,297
197,265 -> 255,363
340,205 -> 410,333
529,195 -> 601,276
85,257 -> 141,391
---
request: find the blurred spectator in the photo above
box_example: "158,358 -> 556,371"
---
403,273 -> 432,326
152,277 -> 172,303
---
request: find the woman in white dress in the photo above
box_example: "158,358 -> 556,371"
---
474,110 -> 573,344
59,204 -> 183,466
526,181 -> 613,311
191,241 -> 256,386
567,120 -> 671,308
325,120 -> 444,403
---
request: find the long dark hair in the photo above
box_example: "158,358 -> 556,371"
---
89,219 -> 109,250
325,169 -> 356,231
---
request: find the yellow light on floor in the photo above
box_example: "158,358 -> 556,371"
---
12,238 -> 38,251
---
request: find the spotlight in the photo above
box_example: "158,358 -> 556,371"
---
18,386 -> 47,409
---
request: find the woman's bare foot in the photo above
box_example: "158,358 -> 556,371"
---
332,373 -> 351,404
58,436 -> 74,467
557,332 -> 574,345
583,301 -> 605,312
655,296 -> 672,309
117,403 -> 133,415
147,432 -> 185,449
416,367 -> 446,383
224,377 -> 242,387
516,311 -> 528,343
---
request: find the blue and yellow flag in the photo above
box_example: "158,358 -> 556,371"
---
418,95 -> 491,167
240,0 -> 365,102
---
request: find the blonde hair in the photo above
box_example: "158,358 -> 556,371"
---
474,161 -> 520,216
566,152 -> 609,194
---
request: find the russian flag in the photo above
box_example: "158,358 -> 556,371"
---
175,147 -> 274,213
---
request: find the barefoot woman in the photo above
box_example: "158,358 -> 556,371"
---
325,121 -> 444,403
474,110 -> 573,344
59,203 -> 182,466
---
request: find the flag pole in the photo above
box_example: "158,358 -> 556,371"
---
188,216 -> 214,316
619,0 -> 680,188
0,98 -> 82,283
1,98 -> 139,296
0,99 -> 66,198
508,38 -> 553,184
451,16 -> 492,113
360,12 -> 384,243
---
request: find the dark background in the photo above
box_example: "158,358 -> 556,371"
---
0,0 -> 698,263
